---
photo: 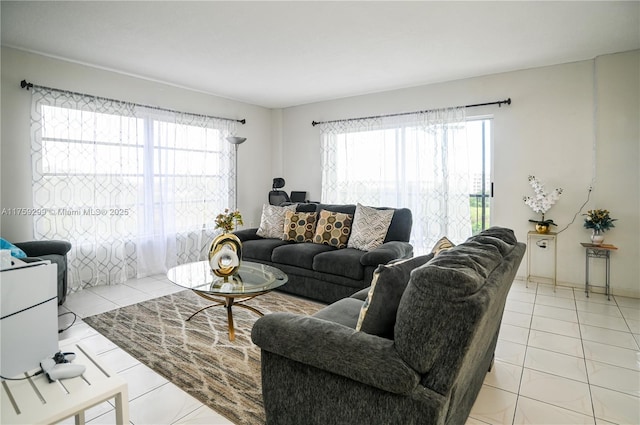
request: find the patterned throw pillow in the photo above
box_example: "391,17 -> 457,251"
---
284,211 -> 318,242
356,253 -> 435,338
431,236 -> 455,255
347,204 -> 394,251
256,204 -> 297,239
313,210 -> 353,249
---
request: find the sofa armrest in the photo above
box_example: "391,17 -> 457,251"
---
251,312 -> 420,395
233,228 -> 261,242
360,241 -> 413,267
14,240 -> 72,257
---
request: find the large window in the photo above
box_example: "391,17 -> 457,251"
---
31,87 -> 237,290
319,110 -> 492,254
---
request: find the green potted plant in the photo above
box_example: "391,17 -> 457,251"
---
523,175 -> 563,234
583,209 -> 616,245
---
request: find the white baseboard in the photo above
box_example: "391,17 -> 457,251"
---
513,276 -> 640,299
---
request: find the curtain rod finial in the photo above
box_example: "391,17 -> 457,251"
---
20,80 -> 33,90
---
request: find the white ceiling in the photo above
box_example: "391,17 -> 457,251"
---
2,1 -> 639,109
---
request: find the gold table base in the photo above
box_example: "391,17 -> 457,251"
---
187,291 -> 268,341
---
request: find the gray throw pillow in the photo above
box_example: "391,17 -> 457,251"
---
256,204 -> 297,239
355,253 -> 435,338
347,204 -> 394,251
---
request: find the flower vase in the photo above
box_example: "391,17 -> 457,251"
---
535,222 -> 550,234
534,214 -> 550,234
590,230 -> 604,245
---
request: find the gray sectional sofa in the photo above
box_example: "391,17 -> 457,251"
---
252,227 -> 525,425
234,203 -> 413,304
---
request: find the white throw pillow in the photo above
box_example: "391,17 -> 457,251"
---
347,203 -> 394,251
256,204 -> 297,239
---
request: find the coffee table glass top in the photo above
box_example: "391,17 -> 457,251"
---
167,260 -> 287,296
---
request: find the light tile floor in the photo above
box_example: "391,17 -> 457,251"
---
57,276 -> 640,425
57,274 -> 234,425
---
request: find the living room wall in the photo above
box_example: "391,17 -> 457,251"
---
279,50 -> 639,298
2,47 -> 638,298
1,47 -> 274,242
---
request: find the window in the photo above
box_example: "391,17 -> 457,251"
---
31,87 -> 237,290
319,110 -> 492,254
467,118 -> 492,234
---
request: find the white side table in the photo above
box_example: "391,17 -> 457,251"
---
1,342 -> 129,425
526,231 -> 557,290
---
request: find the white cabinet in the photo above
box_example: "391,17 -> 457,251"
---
526,231 -> 557,290
1,260 -> 58,378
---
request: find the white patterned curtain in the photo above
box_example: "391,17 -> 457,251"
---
30,87 -> 237,292
318,107 -> 471,254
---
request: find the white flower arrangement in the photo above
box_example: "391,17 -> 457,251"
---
523,176 -> 563,224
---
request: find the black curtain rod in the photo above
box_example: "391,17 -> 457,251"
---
311,98 -> 511,126
20,80 -> 246,125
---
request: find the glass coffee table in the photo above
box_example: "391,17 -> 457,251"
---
167,261 -> 287,341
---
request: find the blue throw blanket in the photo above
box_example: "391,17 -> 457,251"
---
0,238 -> 27,258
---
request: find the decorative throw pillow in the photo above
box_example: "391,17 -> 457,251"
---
284,211 -> 318,243
313,210 -> 353,249
355,253 -> 435,338
347,204 -> 394,251
256,204 -> 297,239
431,236 -> 455,256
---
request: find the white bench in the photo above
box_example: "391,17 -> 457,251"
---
1,342 -> 129,425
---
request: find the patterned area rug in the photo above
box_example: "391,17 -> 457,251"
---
84,290 -> 325,425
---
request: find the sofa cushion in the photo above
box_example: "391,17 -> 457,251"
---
272,242 -> 334,269
312,248 -> 365,281
313,210 -> 353,249
348,204 -> 394,251
395,227 -> 518,377
257,204 -> 297,239
295,203 -> 318,213
466,228 -> 518,255
355,253 -> 434,338
315,203 -> 357,215
284,211 -> 318,243
384,208 -> 413,243
312,298 -> 363,329
350,287 -> 370,301
242,238 -> 291,262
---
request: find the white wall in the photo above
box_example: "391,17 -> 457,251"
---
280,50 -> 640,297
3,47 -> 638,297
1,47 -> 274,239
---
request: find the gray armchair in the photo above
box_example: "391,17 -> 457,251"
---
252,227 -> 525,425
13,240 -> 72,305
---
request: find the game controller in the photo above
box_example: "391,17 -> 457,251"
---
40,351 -> 85,382
53,351 -> 76,363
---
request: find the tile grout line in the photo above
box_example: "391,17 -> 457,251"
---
509,280 -> 537,425
576,288 -> 600,425
515,284 -> 602,422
